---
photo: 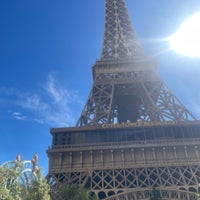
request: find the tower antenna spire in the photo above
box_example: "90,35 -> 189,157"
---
76,1 -> 195,127
101,0 -> 143,59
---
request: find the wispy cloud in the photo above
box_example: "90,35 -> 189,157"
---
12,112 -> 27,120
0,73 -> 83,127
18,93 -> 48,112
47,74 -> 64,103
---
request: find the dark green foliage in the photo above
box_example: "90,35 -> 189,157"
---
0,166 -> 50,200
60,185 -> 98,200
23,169 -> 50,200
150,188 -> 162,200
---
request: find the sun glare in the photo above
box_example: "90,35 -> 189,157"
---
169,12 -> 200,58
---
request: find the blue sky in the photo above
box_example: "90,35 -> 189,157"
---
0,0 -> 200,174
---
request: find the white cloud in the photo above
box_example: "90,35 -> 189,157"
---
18,93 -> 48,112
46,74 -> 64,103
0,73 -> 83,127
12,112 -> 27,120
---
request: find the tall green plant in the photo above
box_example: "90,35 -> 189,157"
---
0,166 -> 50,200
23,169 -> 50,200
60,185 -> 98,200
0,167 -> 22,200
150,188 -> 162,200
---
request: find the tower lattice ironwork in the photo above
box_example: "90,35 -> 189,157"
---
47,1 -> 200,200
76,0 -> 195,127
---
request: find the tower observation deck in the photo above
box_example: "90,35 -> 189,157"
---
47,1 -> 200,200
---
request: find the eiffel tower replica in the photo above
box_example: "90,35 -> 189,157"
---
47,0 -> 200,199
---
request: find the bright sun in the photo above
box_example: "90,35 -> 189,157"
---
169,12 -> 200,58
